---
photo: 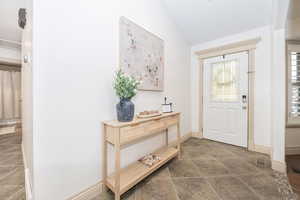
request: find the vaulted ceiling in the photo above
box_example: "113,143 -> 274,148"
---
0,0 -> 24,43
162,0 -> 273,45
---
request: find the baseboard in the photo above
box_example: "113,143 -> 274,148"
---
286,146 -> 300,155
198,134 -> 271,156
191,131 -> 203,138
21,143 -> 33,200
68,182 -> 103,200
181,132 -> 193,142
253,144 -> 271,155
272,160 -> 287,173
168,132 -> 192,147
69,132 -> 193,200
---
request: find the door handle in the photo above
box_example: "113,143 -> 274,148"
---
242,95 -> 247,110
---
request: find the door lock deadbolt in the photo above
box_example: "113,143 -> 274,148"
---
242,95 -> 247,103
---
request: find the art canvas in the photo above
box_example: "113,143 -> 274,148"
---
119,17 -> 164,91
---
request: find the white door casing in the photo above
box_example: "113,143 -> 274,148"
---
203,52 -> 248,147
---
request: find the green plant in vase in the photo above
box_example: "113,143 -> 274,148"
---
113,70 -> 140,122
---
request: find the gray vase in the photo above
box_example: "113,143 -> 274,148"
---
116,98 -> 134,122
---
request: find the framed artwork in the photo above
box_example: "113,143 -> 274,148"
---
119,17 -> 164,91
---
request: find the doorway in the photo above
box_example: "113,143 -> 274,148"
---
203,52 -> 248,147
0,63 -> 21,135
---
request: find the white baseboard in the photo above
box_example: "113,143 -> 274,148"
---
168,132 -> 192,147
286,146 -> 300,155
191,131 -> 203,138
180,131 -> 193,143
21,143 -> 33,200
253,144 -> 271,155
69,132 -> 193,200
70,133 -> 279,199
272,160 -> 287,173
68,182 -> 103,200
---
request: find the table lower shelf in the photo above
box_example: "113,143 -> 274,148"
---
105,146 -> 178,195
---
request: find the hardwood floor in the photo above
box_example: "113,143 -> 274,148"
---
0,130 -> 25,200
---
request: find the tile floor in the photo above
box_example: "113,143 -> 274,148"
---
93,138 -> 297,200
0,131 -> 26,200
0,134 -> 295,200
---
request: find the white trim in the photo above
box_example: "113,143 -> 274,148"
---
68,133 -> 274,200
67,182 -> 104,200
253,144 -> 272,155
196,38 -> 260,152
69,132 -> 194,200
272,160 -> 287,173
192,131 -> 203,139
286,146 -> 300,155
195,38 -> 261,59
22,143 -> 33,200
167,132 -> 192,147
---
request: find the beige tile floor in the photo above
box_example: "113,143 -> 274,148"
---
0,134 -> 295,200
93,138 -> 297,200
0,131 -> 26,200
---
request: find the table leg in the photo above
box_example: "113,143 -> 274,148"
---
102,124 -> 107,188
115,128 -> 121,200
165,128 -> 168,147
177,122 -> 181,159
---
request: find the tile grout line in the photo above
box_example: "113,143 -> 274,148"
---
169,177 -> 181,200
166,164 -> 181,200
211,154 -> 265,200
205,178 -> 224,200
0,167 -> 19,182
7,186 -> 25,200
235,175 -> 264,200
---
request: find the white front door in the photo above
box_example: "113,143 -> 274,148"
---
203,52 -> 248,147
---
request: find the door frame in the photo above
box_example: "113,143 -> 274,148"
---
195,38 -> 260,151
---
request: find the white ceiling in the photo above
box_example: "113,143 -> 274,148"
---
162,0 -> 273,45
0,0 -> 25,43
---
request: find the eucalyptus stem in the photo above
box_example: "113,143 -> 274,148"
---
113,70 -> 140,99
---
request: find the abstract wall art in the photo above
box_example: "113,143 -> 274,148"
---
119,17 -> 164,91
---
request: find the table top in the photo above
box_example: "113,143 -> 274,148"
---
103,112 -> 180,128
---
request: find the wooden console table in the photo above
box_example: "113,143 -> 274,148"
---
102,112 -> 181,200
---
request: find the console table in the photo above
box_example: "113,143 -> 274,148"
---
102,112 -> 181,200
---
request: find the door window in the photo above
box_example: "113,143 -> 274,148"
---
211,60 -> 238,102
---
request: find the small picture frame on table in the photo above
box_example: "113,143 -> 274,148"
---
162,97 -> 173,113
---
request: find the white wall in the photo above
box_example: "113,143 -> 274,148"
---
21,0 -> 33,199
271,29 -> 286,163
32,0 -> 190,199
190,26 -> 273,147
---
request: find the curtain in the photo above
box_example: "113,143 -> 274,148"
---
0,70 -> 21,120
